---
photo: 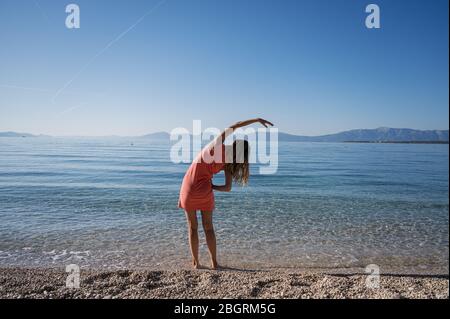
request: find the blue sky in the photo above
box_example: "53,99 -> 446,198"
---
0,0 -> 448,136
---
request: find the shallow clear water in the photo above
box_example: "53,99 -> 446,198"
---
0,137 -> 448,273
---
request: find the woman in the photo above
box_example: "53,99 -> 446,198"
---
178,118 -> 274,269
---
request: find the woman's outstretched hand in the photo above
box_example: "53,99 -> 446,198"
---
257,118 -> 274,128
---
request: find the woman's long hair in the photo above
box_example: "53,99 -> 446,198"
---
225,140 -> 250,186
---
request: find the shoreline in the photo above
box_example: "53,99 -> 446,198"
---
1,267 -> 448,299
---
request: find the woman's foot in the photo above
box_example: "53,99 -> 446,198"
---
210,260 -> 219,270
192,260 -> 201,269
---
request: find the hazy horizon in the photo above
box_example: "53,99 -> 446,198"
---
1,126 -> 449,138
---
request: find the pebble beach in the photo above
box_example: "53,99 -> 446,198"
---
0,267 -> 448,299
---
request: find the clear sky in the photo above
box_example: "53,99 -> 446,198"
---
0,0 -> 448,136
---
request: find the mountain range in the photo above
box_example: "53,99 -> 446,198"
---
139,127 -> 449,143
0,131 -> 37,138
276,127 -> 449,143
1,128 -> 448,143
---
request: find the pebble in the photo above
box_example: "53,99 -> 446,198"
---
0,268 -> 448,299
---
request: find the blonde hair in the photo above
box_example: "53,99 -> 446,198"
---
225,140 -> 250,186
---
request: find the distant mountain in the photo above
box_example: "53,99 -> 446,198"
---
278,127 -> 449,142
0,131 -> 36,138
141,128 -> 449,143
2,128 -> 448,142
139,132 -> 171,139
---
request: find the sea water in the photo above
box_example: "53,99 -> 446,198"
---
0,137 -> 448,273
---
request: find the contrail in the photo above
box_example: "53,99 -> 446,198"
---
0,84 -> 103,96
51,0 -> 168,104
0,84 -> 51,93
57,101 -> 89,117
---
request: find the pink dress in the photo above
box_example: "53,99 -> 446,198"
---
178,143 -> 225,212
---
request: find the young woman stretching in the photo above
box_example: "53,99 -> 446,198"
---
178,118 -> 274,269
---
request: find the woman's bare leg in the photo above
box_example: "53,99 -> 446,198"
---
201,211 -> 218,269
185,211 -> 200,269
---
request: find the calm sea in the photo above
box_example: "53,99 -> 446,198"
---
0,137 -> 448,273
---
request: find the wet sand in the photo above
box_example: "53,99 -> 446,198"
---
0,267 -> 448,299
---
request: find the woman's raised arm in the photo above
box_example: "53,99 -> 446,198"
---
213,118 -> 274,145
